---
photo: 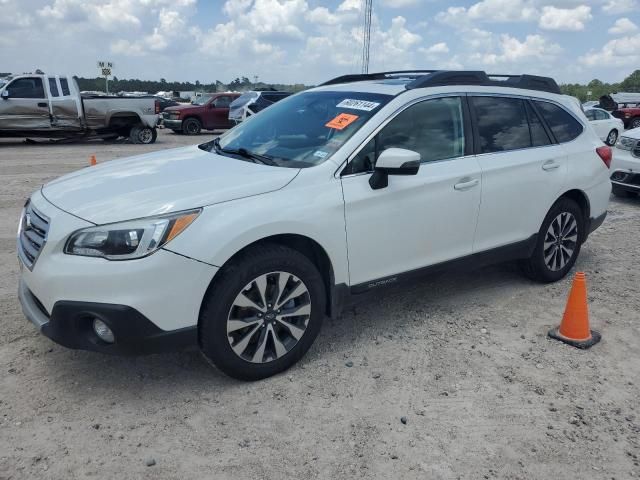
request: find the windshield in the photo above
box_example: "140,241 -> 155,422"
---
192,95 -> 212,105
202,90 -> 392,167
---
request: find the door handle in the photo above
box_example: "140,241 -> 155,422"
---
454,178 -> 479,191
37,102 -> 47,108
542,160 -> 560,171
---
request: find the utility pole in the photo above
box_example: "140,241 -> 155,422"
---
361,0 -> 372,74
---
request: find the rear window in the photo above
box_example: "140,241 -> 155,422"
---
472,97 -> 531,153
526,102 -> 552,147
60,78 -> 70,96
533,101 -> 583,143
48,78 -> 59,97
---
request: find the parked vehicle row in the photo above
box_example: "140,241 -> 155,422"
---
17,70 -> 611,380
0,74 -> 160,143
228,90 -> 291,124
584,107 -> 624,145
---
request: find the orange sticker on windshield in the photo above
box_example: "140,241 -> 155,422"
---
325,113 -> 359,130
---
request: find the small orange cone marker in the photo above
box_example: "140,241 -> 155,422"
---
90,154 -> 97,166
548,272 -> 601,349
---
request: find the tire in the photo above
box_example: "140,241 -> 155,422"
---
631,118 -> 640,130
521,198 -> 584,283
605,129 -> 618,146
182,117 -> 202,135
199,244 -> 326,381
612,184 -> 637,198
129,125 -> 157,144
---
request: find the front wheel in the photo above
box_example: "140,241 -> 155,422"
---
182,118 -> 202,135
606,129 -> 618,146
521,198 -> 584,283
199,245 -> 326,380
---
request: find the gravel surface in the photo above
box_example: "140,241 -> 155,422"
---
1,130 -> 639,479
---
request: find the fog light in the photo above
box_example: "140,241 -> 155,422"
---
611,171 -> 629,182
93,319 -> 115,343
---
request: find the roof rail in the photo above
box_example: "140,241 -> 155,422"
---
320,70 -> 438,86
321,70 -> 561,94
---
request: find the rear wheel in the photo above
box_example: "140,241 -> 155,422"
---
612,184 -> 637,198
522,198 -> 584,283
605,129 -> 618,146
129,125 -> 157,144
199,245 -> 325,381
182,118 -> 202,135
631,117 -> 640,129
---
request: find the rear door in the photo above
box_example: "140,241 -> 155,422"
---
471,95 -> 568,253
47,76 -> 82,130
0,77 -> 51,130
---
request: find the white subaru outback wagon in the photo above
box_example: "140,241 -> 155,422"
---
18,71 -> 611,380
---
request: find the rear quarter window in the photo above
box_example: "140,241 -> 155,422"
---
59,78 -> 70,96
533,101 -> 583,143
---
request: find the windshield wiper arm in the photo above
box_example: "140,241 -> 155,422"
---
212,138 -> 278,166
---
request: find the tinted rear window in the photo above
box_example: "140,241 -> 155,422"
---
48,78 -> 59,97
472,97 -> 530,153
526,102 -> 552,147
533,101 -> 583,143
60,78 -> 70,96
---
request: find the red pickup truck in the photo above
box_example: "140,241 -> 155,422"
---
611,107 -> 640,130
162,92 -> 240,135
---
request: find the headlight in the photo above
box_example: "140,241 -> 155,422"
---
64,209 -> 200,260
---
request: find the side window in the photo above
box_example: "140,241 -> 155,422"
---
595,110 -> 609,120
48,78 -> 59,97
346,97 -> 465,175
59,78 -> 70,96
7,77 -> 45,99
585,110 -> 596,121
214,96 -> 232,108
472,96 -> 530,153
526,102 -> 552,147
533,100 -> 583,143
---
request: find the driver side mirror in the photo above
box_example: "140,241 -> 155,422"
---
1,90 -> 8,100
369,148 -> 421,190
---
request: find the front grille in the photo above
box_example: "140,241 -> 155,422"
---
17,202 -> 50,270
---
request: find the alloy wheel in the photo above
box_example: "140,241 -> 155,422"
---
543,212 -> 578,271
226,271 -> 311,363
138,128 -> 153,144
607,130 -> 618,145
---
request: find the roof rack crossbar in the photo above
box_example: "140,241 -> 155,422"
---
320,70 -> 561,95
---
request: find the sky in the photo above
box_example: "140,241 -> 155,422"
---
0,0 -> 639,85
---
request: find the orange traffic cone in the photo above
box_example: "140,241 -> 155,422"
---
548,272 -> 601,349
89,154 -> 97,166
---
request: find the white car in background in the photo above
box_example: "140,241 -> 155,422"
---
585,107 -> 624,146
610,129 -> 640,198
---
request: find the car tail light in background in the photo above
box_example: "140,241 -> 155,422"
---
155,100 -> 161,114
596,146 -> 612,169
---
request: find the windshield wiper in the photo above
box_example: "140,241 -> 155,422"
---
212,137 -> 278,166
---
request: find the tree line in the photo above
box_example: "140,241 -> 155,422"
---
75,75 -> 309,94
560,70 -> 640,102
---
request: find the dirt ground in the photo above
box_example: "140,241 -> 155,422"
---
1,129 -> 639,480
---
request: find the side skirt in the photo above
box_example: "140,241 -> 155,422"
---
330,234 -> 537,316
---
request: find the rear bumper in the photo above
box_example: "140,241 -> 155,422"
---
163,119 -> 183,130
19,279 -> 197,355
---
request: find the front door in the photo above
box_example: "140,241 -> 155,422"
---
210,95 -> 234,129
0,77 -> 51,131
341,96 -> 482,287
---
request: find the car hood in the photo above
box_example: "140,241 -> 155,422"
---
41,145 -> 299,224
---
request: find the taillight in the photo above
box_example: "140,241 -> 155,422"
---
596,145 -> 612,169
155,100 -> 161,114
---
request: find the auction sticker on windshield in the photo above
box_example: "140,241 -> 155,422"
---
336,99 -> 381,111
326,113 -> 359,130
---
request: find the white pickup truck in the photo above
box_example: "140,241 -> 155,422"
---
0,74 -> 160,143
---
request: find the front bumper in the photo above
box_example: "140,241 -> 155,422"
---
163,119 -> 183,129
19,280 -> 197,355
610,147 -> 640,192
18,191 -> 218,354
